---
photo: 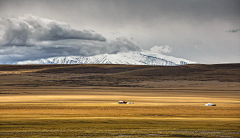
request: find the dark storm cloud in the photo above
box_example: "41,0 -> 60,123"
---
0,37 -> 141,63
0,15 -> 140,63
36,38 -> 140,57
39,24 -> 106,41
226,29 -> 240,33
0,15 -> 106,46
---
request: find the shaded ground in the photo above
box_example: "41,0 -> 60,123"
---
0,64 -> 239,88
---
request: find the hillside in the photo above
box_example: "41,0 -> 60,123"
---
0,64 -> 239,88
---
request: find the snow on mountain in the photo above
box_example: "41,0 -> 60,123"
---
16,51 -> 195,66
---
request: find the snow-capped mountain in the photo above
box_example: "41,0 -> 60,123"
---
16,51 -> 195,66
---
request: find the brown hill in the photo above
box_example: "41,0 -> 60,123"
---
0,64 -> 239,87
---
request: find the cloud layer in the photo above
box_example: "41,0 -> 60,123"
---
150,45 -> 172,54
226,29 -> 240,33
0,14 -> 106,46
0,15 -> 140,63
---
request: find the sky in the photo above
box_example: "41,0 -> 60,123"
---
0,0 -> 239,64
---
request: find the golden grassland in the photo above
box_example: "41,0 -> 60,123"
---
1,86 -> 240,137
0,64 -> 240,137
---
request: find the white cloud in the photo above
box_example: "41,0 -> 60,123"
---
150,45 -> 172,54
0,14 -> 106,46
0,15 -> 141,63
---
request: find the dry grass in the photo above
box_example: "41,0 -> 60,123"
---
1,118 -> 239,137
0,64 -> 240,137
1,87 -> 240,137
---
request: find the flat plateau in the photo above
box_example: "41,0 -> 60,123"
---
0,64 -> 239,137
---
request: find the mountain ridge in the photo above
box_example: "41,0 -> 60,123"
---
16,51 -> 195,66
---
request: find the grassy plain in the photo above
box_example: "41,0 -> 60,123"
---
0,64 -> 240,137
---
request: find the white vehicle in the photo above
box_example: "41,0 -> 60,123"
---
205,103 -> 216,106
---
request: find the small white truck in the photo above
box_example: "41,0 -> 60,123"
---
205,103 -> 216,106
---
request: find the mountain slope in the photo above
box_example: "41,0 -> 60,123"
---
17,51 -> 195,65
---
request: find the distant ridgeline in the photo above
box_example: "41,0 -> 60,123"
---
16,51 -> 194,66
